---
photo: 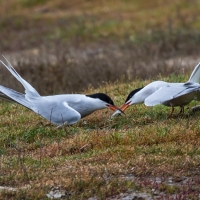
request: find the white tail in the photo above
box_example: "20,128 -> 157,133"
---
0,56 -> 41,99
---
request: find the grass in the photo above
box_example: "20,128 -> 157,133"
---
1,74 -> 200,199
0,0 -> 200,199
1,0 -> 200,51
1,0 -> 200,94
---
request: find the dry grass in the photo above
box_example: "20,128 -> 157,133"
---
1,0 -> 200,46
1,0 -> 200,199
1,75 -> 200,199
0,0 -> 200,95
0,0 -> 200,94
0,42 -> 199,95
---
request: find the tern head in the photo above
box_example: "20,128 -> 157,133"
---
119,87 -> 144,112
111,87 -> 144,118
86,93 -> 121,112
125,88 -> 143,104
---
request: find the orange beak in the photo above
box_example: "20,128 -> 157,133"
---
107,104 -> 125,114
119,101 -> 131,112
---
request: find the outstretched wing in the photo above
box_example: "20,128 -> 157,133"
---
0,91 -> 15,102
0,85 -> 32,109
144,85 -> 198,106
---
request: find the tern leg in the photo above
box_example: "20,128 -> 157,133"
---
178,106 -> 184,114
167,107 -> 174,118
56,121 -> 68,129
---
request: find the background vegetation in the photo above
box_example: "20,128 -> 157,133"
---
0,0 -> 200,199
0,0 -> 200,94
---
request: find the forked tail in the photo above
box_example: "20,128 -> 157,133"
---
0,56 -> 40,100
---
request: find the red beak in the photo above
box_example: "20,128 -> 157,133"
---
107,104 -> 125,114
119,101 -> 131,112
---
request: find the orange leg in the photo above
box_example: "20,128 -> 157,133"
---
167,107 -> 174,118
178,106 -> 184,114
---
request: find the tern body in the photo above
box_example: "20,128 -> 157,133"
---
144,82 -> 200,116
112,62 -> 200,117
124,81 -> 184,105
0,58 -> 120,126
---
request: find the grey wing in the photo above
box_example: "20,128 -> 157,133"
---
0,85 -> 32,109
188,62 -> 200,83
32,99 -> 81,125
0,57 -> 40,99
0,91 -> 14,102
144,86 -> 197,106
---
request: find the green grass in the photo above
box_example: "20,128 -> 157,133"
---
19,0 -> 48,7
1,0 -> 200,199
1,0 -> 200,51
1,74 -> 200,199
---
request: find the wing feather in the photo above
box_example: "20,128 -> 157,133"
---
32,98 -> 81,125
0,56 -> 40,99
144,85 -> 198,106
0,85 -> 32,109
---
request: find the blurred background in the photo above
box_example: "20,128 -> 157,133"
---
0,0 -> 200,95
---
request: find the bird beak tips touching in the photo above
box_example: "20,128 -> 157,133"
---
119,102 -> 130,112
107,105 -> 125,114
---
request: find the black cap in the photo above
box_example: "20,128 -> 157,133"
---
86,93 -> 114,105
125,87 -> 143,103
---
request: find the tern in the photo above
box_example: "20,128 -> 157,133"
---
112,62 -> 200,118
144,81 -> 200,116
0,57 -> 122,127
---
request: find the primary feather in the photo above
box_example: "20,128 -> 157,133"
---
144,83 -> 200,107
0,56 -> 40,100
0,86 -> 32,109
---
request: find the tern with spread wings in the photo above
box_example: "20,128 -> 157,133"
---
0,57 -> 121,127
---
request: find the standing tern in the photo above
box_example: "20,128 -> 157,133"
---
111,62 -> 200,118
144,82 -> 200,116
0,57 -> 122,127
